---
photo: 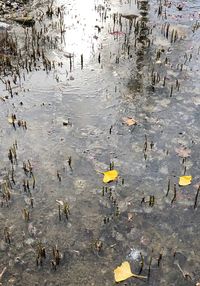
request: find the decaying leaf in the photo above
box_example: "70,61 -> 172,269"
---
175,146 -> 191,158
114,261 -> 147,283
122,117 -> 137,126
103,170 -> 118,183
179,176 -> 192,186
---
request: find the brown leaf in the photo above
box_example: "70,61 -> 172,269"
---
122,117 -> 137,126
175,146 -> 191,158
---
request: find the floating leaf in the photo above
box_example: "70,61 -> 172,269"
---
175,146 -> 191,158
114,261 -> 133,282
179,176 -> 192,186
103,170 -> 118,183
122,117 -> 137,126
114,261 -> 147,283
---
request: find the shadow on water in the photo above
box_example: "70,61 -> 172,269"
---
127,0 -> 150,94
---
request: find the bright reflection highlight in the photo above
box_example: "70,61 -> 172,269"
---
58,0 -> 101,61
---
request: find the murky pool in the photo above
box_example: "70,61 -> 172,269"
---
0,0 -> 200,285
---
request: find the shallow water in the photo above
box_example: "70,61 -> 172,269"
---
0,0 -> 200,285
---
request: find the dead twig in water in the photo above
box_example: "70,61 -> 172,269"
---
0,267 -> 7,281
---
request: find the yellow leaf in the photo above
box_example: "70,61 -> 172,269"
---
179,176 -> 192,186
122,117 -> 137,126
103,170 -> 118,183
114,261 -> 147,283
114,261 -> 133,282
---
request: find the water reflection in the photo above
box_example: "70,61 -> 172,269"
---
127,0 -> 150,93
58,0 -> 102,60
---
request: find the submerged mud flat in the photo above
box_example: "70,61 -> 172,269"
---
0,0 -> 200,285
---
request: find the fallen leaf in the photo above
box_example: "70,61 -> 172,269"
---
114,261 -> 133,282
179,176 -> 192,186
114,261 -> 147,283
103,170 -> 118,183
122,117 -> 137,126
175,146 -> 191,158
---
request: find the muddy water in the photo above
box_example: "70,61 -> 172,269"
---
0,0 -> 200,285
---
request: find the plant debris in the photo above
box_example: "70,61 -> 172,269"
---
114,261 -> 147,282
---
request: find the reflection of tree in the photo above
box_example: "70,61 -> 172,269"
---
127,0 -> 150,93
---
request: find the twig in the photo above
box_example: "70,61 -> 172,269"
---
0,267 -> 7,281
